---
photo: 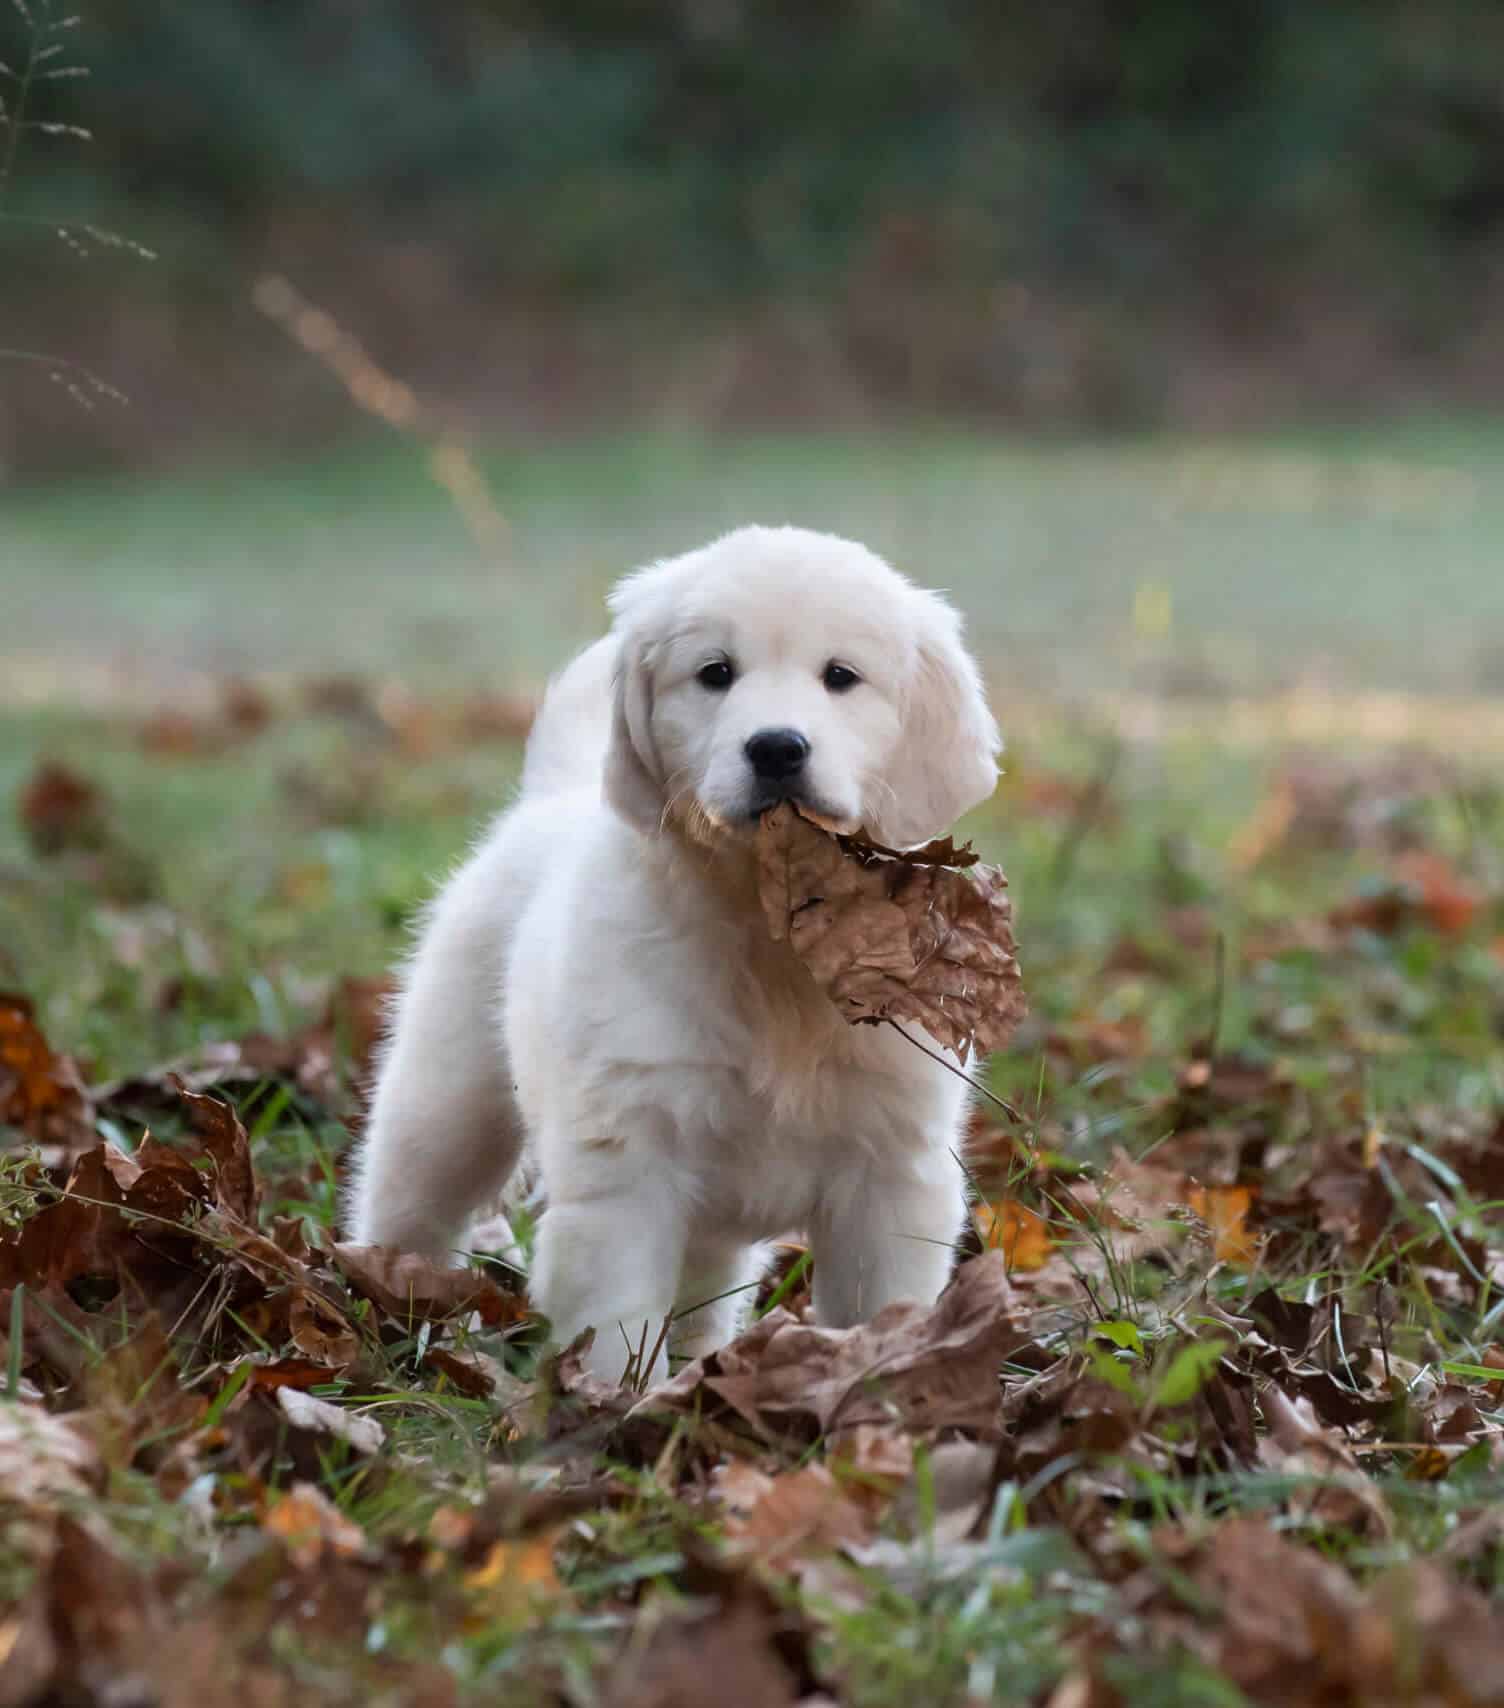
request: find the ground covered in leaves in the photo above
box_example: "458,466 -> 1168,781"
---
1,684 -> 1502,1707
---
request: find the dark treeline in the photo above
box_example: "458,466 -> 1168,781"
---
4,1 -> 1504,460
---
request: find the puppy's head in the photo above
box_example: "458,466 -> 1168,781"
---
604,526 -> 999,848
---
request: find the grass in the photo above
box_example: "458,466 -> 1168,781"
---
6,420 -> 1504,703
2,426 -> 1503,1702
2,674 -> 1501,1703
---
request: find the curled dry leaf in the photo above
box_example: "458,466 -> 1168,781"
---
287,1286 -> 360,1370
332,1242 -> 528,1329
423,1344 -> 501,1398
170,1080 -> 259,1224
635,1250 -> 1020,1442
756,803 -> 1026,1062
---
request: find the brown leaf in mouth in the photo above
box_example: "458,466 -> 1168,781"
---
756,802 -> 1026,1062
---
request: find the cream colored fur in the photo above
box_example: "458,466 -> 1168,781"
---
346,526 -> 1002,1383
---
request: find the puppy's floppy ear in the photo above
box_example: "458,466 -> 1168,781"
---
867,590 -> 1000,848
603,629 -> 665,833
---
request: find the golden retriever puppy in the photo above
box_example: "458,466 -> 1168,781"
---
347,526 -> 1000,1381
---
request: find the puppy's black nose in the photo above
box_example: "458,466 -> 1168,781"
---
745,727 -> 809,780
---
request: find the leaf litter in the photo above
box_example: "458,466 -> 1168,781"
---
1,713 -> 1503,1704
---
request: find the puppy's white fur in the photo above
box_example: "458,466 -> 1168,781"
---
347,526 -> 1001,1382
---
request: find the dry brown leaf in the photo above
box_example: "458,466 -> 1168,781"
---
262,1482 -> 368,1568
77,1315 -> 206,1472
756,803 -> 1026,1062
332,1242 -> 528,1329
1330,851 -> 1485,938
0,1143 -> 207,1297
1191,1517 -> 1504,1707
830,1422 -> 916,1498
0,992 -> 96,1162
599,1570 -> 811,1708
635,1251 -> 1019,1442
1259,1384 -> 1392,1536
423,1344 -> 501,1397
1197,1516 -> 1363,1700
171,1080 -> 259,1223
243,1356 -> 349,1392
713,1461 -> 874,1570
0,1401 -> 100,1511
15,760 -> 107,857
287,1286 -> 359,1369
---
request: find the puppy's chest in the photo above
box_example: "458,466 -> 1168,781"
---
689,1086 -> 870,1234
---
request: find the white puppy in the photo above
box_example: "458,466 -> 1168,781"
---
347,526 -> 1001,1382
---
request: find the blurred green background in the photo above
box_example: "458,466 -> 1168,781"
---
3,0 -> 1502,701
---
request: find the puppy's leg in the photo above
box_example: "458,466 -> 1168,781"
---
670,1238 -> 767,1364
532,1187 -> 689,1387
346,866 -> 522,1258
809,1160 -> 964,1328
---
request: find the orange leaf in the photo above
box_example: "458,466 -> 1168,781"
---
1399,852 -> 1480,935
461,1533 -> 561,1624
0,992 -> 94,1157
974,1198 -> 1054,1271
1186,1184 -> 1257,1267
262,1482 -> 366,1567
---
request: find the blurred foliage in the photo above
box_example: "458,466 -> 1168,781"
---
7,0 -> 1503,301
4,0 -> 1504,469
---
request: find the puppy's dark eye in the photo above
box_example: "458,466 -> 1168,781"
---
822,662 -> 861,693
697,659 -> 735,691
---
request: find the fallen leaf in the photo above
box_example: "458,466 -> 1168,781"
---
332,1242 -> 528,1329
287,1286 -> 359,1369
714,1461 -> 873,1570
1196,1515 -> 1363,1698
78,1314 -> 205,1472
757,803 -> 1026,1062
262,1481 -> 367,1568
139,708 -> 227,757
15,760 -> 106,856
462,1532 -> 561,1621
220,675 -> 273,734
171,1080 -> 259,1222
1258,1384 -> 1391,1536
423,1344 -> 500,1397
635,1251 -> 1020,1442
1185,1183 -> 1257,1266
974,1197 -> 1055,1270
1330,851 -> 1485,938
0,1400 -> 100,1511
599,1569 -> 812,1708
275,1386 -> 386,1455
0,992 -> 95,1161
